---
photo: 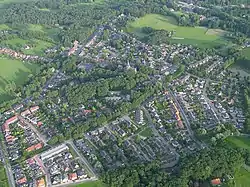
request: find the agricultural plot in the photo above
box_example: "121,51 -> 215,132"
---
0,57 -> 39,102
127,14 -> 228,48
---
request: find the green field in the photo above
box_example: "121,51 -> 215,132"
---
127,14 -> 228,48
0,57 -> 39,102
139,127 -> 153,138
73,181 -> 105,187
226,136 -> 250,152
2,37 -> 54,56
228,167 -> 250,187
0,165 -> 8,187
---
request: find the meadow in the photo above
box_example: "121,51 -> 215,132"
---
0,165 -> 8,187
127,14 -> 228,48
1,23 -> 60,55
226,136 -> 250,152
73,180 -> 105,187
0,57 -> 39,103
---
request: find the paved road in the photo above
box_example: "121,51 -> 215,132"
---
141,106 -> 180,160
168,89 -> 206,149
66,140 -> 97,178
19,116 -> 47,145
0,142 -> 15,187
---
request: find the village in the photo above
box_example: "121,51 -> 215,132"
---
0,5 -> 249,187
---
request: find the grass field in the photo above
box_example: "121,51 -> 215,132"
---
0,165 -> 8,187
227,167 -> 250,187
0,57 -> 39,103
2,37 -> 54,56
139,127 -> 153,138
226,136 -> 250,152
0,24 -> 11,30
73,181 -> 105,187
127,14 -> 228,48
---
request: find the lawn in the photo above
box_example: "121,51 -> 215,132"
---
127,14 -> 228,48
227,167 -> 250,187
73,180 -> 105,187
0,165 -> 8,187
225,136 -> 250,152
0,24 -> 11,30
139,127 -> 153,138
0,57 -> 39,103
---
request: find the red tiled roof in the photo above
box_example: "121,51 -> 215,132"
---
35,143 -> 43,150
2,123 -> 9,132
5,116 -> 18,125
68,173 -> 77,181
26,145 -> 35,152
211,178 -> 222,185
30,106 -> 39,113
17,177 -> 27,184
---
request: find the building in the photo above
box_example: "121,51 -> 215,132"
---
36,178 -> 45,187
40,144 -> 69,160
5,116 -> 18,125
68,173 -> 77,181
211,178 -> 222,186
30,106 -> 39,113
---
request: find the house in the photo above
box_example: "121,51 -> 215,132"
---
5,116 -> 18,125
211,178 -> 222,186
21,109 -> 31,117
2,123 -> 10,133
30,106 -> 39,113
76,169 -> 88,179
36,178 -> 45,187
68,173 -> 77,181
17,177 -> 27,185
35,143 -> 43,150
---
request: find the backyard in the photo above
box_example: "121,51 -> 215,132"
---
127,14 -> 228,48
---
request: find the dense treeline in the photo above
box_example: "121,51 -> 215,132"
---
102,146 -> 245,187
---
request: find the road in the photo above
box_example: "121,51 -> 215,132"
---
0,142 -> 15,187
18,116 -> 47,145
53,178 -> 98,187
66,140 -> 97,178
141,106 -> 180,160
168,89 -> 206,149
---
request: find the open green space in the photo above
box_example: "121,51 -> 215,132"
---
0,165 -> 8,187
127,14 -> 228,48
230,48 -> 250,75
0,0 -> 35,4
0,57 -> 39,103
139,127 -> 153,138
226,136 -> 250,152
73,180 -> 105,187
227,167 -> 250,187
2,37 -> 54,55
0,24 -> 11,30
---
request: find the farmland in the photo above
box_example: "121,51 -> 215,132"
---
0,57 -> 39,103
127,14 -> 228,48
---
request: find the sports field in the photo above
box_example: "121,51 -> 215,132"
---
127,14 -> 228,48
0,57 -> 39,102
